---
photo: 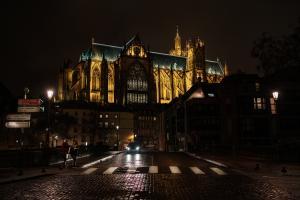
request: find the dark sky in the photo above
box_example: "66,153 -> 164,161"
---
1,0 -> 299,97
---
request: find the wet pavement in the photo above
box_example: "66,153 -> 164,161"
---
0,152 -> 296,200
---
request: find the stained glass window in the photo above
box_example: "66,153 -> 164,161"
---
92,68 -> 100,90
127,63 -> 148,104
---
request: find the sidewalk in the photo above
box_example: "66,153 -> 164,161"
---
188,152 -> 300,199
188,152 -> 300,177
0,151 -> 123,185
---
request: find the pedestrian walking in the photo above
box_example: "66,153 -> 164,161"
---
61,139 -> 69,168
70,139 -> 79,167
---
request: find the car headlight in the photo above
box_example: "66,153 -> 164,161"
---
135,146 -> 140,150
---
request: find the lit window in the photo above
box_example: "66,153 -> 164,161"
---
253,97 -> 266,110
270,98 -> 277,114
99,114 -> 103,118
105,114 -> 108,118
104,122 -> 108,128
127,63 -> 148,104
114,114 -> 118,119
255,82 -> 260,92
208,93 -> 215,97
153,117 -> 157,121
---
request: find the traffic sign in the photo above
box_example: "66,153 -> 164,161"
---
18,99 -> 41,106
18,106 -> 41,113
5,121 -> 30,128
6,114 -> 31,121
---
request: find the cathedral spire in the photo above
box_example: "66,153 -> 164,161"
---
174,25 -> 181,56
176,25 -> 179,37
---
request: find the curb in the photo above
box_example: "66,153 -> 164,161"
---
49,154 -> 91,166
185,152 -> 227,168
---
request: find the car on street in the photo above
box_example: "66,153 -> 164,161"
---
126,142 -> 140,153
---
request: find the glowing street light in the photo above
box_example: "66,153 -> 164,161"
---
46,89 -> 54,147
47,89 -> 54,100
42,88 -> 54,172
116,125 -> 120,150
272,91 -> 279,101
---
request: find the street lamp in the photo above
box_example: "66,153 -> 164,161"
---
272,91 -> 279,101
116,125 -> 119,150
46,89 -> 54,148
42,89 -> 54,172
47,90 -> 54,100
271,91 -> 279,160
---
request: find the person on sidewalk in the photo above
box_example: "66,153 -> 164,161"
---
70,139 -> 79,167
61,139 -> 69,168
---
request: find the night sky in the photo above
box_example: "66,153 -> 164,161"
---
1,0 -> 299,97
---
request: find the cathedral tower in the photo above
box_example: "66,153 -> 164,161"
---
174,26 -> 182,56
170,26 -> 182,56
193,38 -> 207,83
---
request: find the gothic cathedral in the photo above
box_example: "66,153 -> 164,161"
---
58,28 -> 228,105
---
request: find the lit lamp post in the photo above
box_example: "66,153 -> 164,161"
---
271,91 -> 279,160
272,91 -> 279,101
42,89 -> 54,172
116,125 -> 119,150
46,89 -> 54,148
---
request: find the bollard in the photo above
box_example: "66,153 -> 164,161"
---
281,166 -> 287,174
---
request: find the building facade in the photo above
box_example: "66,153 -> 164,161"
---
58,29 -> 226,105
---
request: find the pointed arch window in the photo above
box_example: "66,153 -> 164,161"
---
127,63 -> 148,104
92,68 -> 100,90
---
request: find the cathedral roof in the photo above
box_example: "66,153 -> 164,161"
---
79,42 -> 224,76
150,52 -> 186,70
206,60 -> 224,75
91,43 -> 122,61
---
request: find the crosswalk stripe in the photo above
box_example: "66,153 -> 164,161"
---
189,167 -> 205,175
103,167 -> 118,174
169,166 -> 181,174
210,167 -> 227,175
82,167 -> 97,175
127,167 -> 137,174
149,166 -> 158,174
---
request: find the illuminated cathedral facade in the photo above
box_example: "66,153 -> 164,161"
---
58,29 -> 228,105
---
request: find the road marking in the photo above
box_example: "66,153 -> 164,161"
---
149,166 -> 158,174
127,167 -> 137,174
82,167 -> 97,175
103,167 -> 118,174
204,159 -> 227,168
185,152 -> 227,168
210,167 -> 227,175
189,167 -> 205,175
169,166 -> 181,174
81,155 -> 113,168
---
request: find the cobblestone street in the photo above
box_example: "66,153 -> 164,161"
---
0,152 -> 296,200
